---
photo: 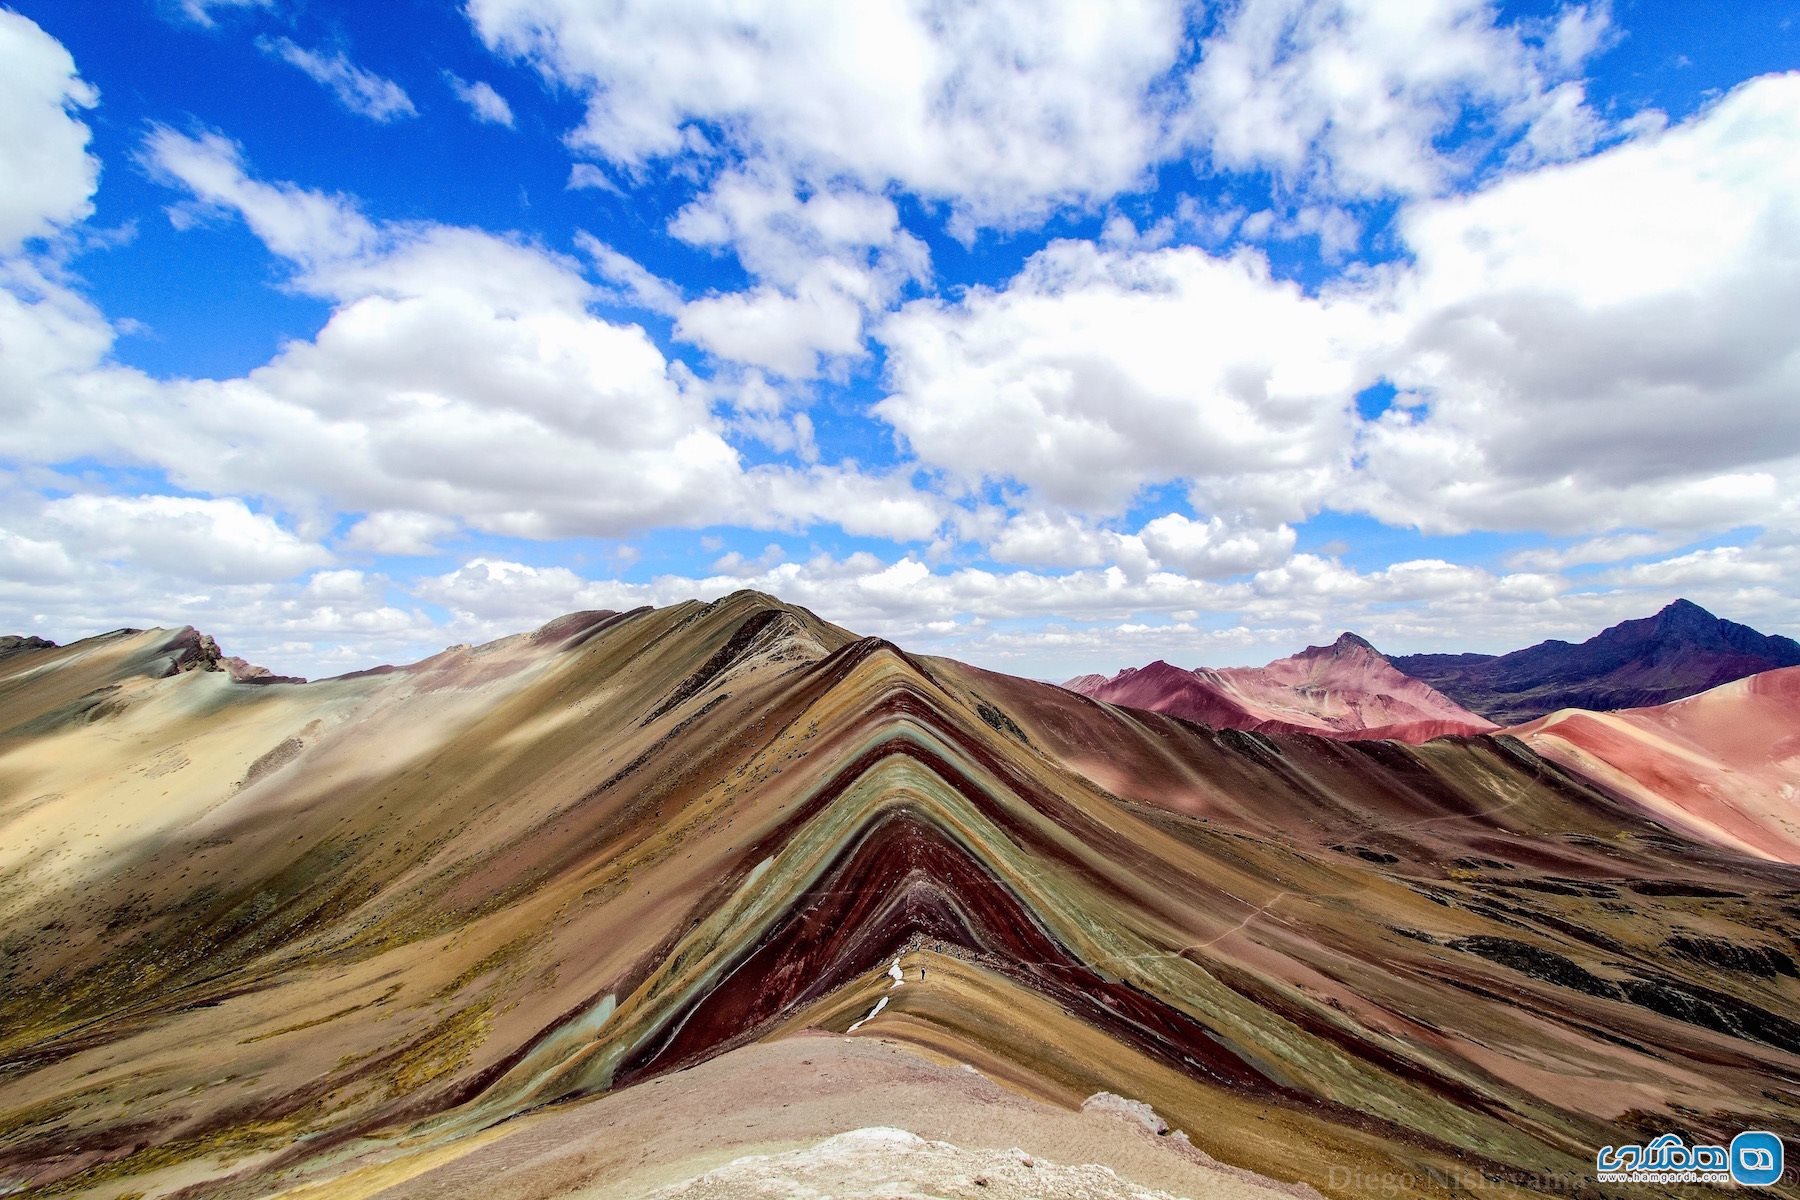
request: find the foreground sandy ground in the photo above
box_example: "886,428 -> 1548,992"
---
269,1034 -> 1319,1200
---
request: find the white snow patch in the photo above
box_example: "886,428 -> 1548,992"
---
846,994 -> 888,1033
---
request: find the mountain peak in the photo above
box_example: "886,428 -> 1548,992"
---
1069,639 -> 1490,741
1395,600 -> 1800,723
1289,631 -> 1381,662
1654,597 -> 1717,629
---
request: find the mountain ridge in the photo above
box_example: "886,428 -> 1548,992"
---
3,592 -> 1798,1198
1392,598 -> 1800,723
1065,631 -> 1495,743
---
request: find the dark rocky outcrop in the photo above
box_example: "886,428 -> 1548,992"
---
0,634 -> 56,659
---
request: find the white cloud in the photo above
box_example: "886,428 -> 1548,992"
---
877,238 -> 1384,518
1186,0 -> 1612,200
984,510 -> 1295,581
0,550 -> 435,680
668,170 -> 918,285
737,465 -> 947,542
403,545 -> 1628,677
467,0 -> 1189,229
721,373 -> 819,463
0,10 -> 100,254
987,512 -> 1141,571
0,528 -> 79,584
415,557 -> 595,628
39,494 -> 332,582
1505,531 -> 1697,571
575,232 -> 683,314
3,128 -> 951,555
711,543 -> 789,577
668,168 -> 930,377
1140,512 -> 1297,578
1596,544 -> 1787,590
444,72 -> 515,126
566,163 -> 623,194
257,37 -> 417,123
142,126 -> 379,269
880,70 -> 1800,554
0,257 -> 121,413
6,6 -> 1800,684
1356,72 -> 1800,534
175,0 -> 275,27
342,511 -> 458,556
677,280 -> 868,379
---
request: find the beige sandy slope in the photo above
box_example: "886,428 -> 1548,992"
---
261,1035 -> 1317,1200
1513,665 -> 1800,864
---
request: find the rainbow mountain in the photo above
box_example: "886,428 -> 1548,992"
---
2,592 -> 1797,1198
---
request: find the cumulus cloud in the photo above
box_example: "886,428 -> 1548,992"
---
421,549 -> 1413,641
1187,0 -> 1612,199
0,527 -> 79,584
142,126 -> 379,270
466,0 -> 1183,369
1505,531 -> 1701,572
677,280 -> 867,379
467,0 -> 1188,228
1139,513 -> 1297,578
0,10 -> 100,253
40,494 -> 332,582
342,511 -> 459,556
1355,72 -> 1800,534
257,37 -> 417,123
668,168 -> 930,377
0,552 -> 434,681
878,238 -> 1384,519
877,70 -> 1800,559
0,484 -> 422,678
5,7 -> 1799,681
566,163 -> 622,194
3,128 -> 952,553
986,512 -> 1144,571
406,544 -> 1659,678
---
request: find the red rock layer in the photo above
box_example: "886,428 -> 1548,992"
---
1067,634 -> 1495,743
1513,665 -> 1800,865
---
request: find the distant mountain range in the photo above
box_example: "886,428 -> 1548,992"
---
4,593 -> 1799,1197
1390,598 -> 1800,725
1071,598 -> 1800,735
1066,633 -> 1495,743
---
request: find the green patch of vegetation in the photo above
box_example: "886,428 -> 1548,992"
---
30,1116 -> 303,1197
383,1000 -> 494,1098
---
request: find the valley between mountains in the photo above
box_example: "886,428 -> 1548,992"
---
1,592 -> 1797,1199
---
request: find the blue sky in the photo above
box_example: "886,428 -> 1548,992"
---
1,0 -> 1797,680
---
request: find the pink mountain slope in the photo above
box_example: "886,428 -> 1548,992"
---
1066,633 -> 1497,744
1511,665 -> 1800,866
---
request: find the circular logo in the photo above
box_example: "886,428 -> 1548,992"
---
1731,1132 -> 1785,1187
